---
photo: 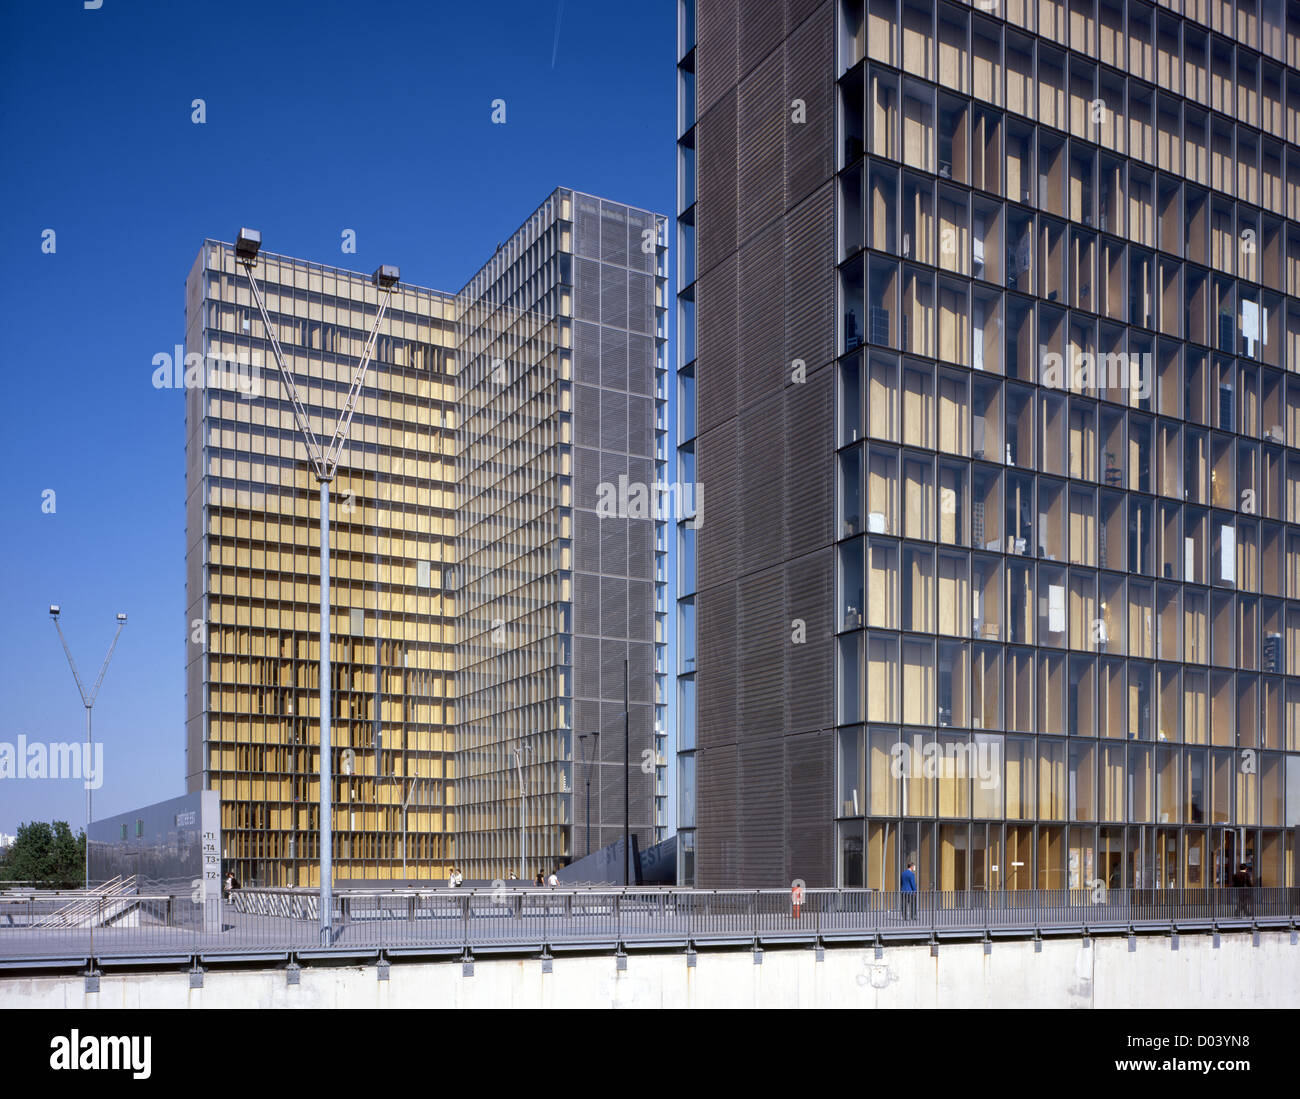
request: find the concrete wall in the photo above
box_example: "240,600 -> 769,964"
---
2,933 -> 1297,1009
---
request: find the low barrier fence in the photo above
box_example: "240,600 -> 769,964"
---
0,886 -> 1296,966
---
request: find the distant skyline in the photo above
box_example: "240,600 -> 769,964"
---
0,0 -> 675,832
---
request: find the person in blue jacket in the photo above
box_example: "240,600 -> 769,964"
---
901,860 -> 917,920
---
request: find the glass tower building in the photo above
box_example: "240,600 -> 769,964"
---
456,190 -> 670,880
680,0 -> 1300,891
185,188 -> 668,887
185,243 -> 458,886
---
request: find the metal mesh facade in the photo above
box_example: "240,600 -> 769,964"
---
683,0 -> 1300,893
455,190 -> 669,880
678,0 -> 840,887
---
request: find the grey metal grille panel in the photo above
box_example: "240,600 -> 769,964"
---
599,389 -> 629,453
697,90 -> 739,277
601,647 -> 630,702
600,514 -> 628,578
628,456 -> 655,493
573,641 -> 601,701
598,825 -> 660,854
600,201 -> 630,266
575,194 -> 601,258
784,361 -> 834,558
739,737 -> 786,884
595,710 -> 621,763
600,264 -> 629,331
784,8 -> 834,207
696,419 -> 739,593
574,572 -> 600,636
697,742 -> 739,885
738,224 -> 786,411
786,0 -> 826,30
601,328 -> 628,392
785,729 -> 833,885
628,519 -> 654,582
626,209 -> 657,273
740,0 -> 786,76
628,272 -> 654,335
574,507 -> 600,572
785,551 -> 834,734
575,257 -> 601,322
696,256 -> 739,434
628,703 -> 654,815
574,445 -> 601,507
629,644 -> 655,705
574,700 -> 599,731
574,384 -> 601,452
599,450 -> 628,492
697,585 -> 738,747
739,393 -> 785,577
627,395 -> 652,458
784,183 -> 835,381
738,569 -> 785,743
697,0 -> 740,116
738,51 -> 786,245
575,320 -> 600,384
628,579 -> 653,647
601,577 -> 629,639
628,335 -> 655,397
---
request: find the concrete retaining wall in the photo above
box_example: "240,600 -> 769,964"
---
2,932 -> 1296,1008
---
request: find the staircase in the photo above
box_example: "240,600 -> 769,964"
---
32,875 -> 140,929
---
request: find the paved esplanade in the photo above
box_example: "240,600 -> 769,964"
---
2,886 -> 1296,968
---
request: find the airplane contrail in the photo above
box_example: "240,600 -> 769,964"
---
551,0 -> 565,69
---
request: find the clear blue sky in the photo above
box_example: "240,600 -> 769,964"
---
0,0 -> 676,835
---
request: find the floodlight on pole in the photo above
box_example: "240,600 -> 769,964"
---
235,228 -> 261,263
236,229 -> 400,945
49,606 -> 127,890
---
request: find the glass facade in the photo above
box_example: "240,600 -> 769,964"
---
188,190 -> 666,888
455,190 -> 669,880
832,0 -> 1300,891
677,0 -> 699,885
185,242 -> 457,887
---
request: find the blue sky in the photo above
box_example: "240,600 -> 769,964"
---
0,0 -> 676,834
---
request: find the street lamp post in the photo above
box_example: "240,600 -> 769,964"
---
578,732 -> 599,858
236,228 -> 400,945
401,777 -> 418,880
623,657 -> 629,888
48,606 -> 126,890
510,742 -> 533,881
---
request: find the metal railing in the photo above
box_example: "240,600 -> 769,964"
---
0,885 -> 1296,968
30,876 -> 138,929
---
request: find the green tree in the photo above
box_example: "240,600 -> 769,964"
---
0,821 -> 86,888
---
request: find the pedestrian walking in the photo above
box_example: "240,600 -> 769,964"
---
1232,862 -> 1253,918
901,860 -> 917,921
547,869 -> 558,887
